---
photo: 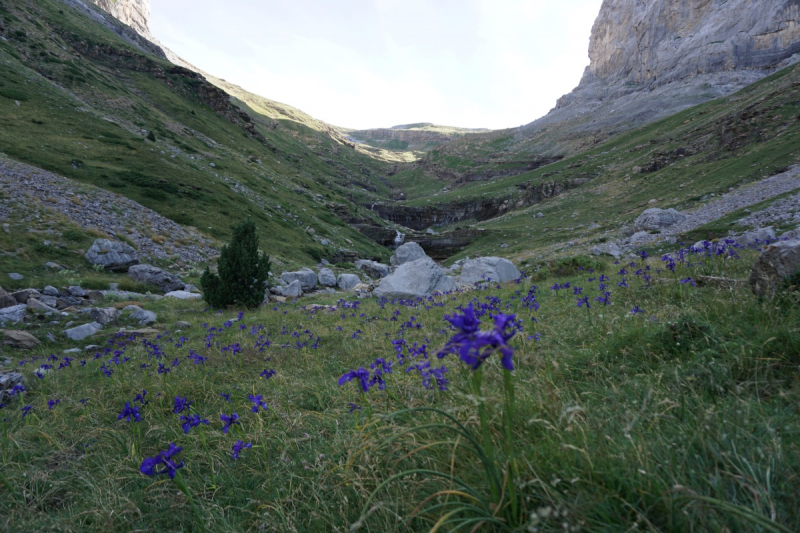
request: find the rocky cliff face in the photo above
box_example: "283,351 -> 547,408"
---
516,0 -> 800,155
582,0 -> 800,89
90,0 -> 151,38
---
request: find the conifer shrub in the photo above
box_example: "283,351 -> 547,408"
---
201,219 -> 270,308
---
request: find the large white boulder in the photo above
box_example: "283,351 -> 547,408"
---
456,257 -> 520,287
318,268 -> 337,287
373,257 -> 455,299
280,280 -> 303,298
390,242 -> 427,267
355,260 -> 390,279
749,239 -> 800,297
633,208 -> 686,232
337,273 -> 361,291
64,322 -> 103,341
281,270 -> 317,291
84,239 -> 139,271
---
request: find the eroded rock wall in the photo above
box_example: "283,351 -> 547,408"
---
90,0 -> 151,38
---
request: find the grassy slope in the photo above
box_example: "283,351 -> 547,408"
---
0,0 -> 395,266
388,65 -> 800,263
0,245 -> 797,531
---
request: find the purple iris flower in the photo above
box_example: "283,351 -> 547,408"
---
118,403 -> 141,423
179,414 -> 209,434
220,412 -> 240,433
338,367 -> 371,392
248,394 -> 269,413
140,443 -> 184,479
437,304 -> 517,371
173,396 -> 193,414
231,440 -> 252,459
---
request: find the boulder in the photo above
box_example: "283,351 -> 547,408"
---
45,262 -> 66,271
0,372 -> 25,403
456,257 -> 520,287
86,290 -> 105,301
0,304 -> 27,325
2,330 -> 41,350
68,286 -> 87,297
281,270 -> 317,291
281,280 -> 303,298
337,273 -> 361,291
373,257 -> 455,299
591,242 -> 622,259
318,268 -> 337,287
130,309 -> 157,325
128,264 -> 186,293
27,299 -> 59,314
749,239 -> 800,297
12,289 -> 40,303
0,286 -> 17,309
84,239 -> 139,271
633,208 -> 686,232
164,290 -> 202,300
42,286 -> 60,297
355,259 -> 390,279
629,231 -> 657,245
174,321 -> 192,330
7,273 -> 23,281
734,227 -> 776,247
89,307 -> 121,325
390,242 -> 427,267
64,322 -> 103,341
39,295 -> 58,308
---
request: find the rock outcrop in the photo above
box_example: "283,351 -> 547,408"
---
519,0 -> 800,156
373,258 -> 455,299
89,0 -> 151,38
456,257 -> 520,287
749,239 -> 800,296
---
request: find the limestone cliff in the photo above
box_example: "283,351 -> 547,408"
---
89,0 -> 151,38
515,0 -> 800,155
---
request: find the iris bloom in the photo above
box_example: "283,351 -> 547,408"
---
118,402 -> 141,422
231,440 -> 252,459
220,412 -> 240,433
338,367 -> 371,392
437,304 -> 517,371
140,443 -> 184,478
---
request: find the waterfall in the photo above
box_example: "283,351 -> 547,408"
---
393,230 -> 405,248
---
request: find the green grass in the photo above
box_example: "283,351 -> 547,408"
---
1,245 -> 798,531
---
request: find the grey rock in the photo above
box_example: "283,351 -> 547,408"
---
0,304 -> 27,325
456,257 -> 521,286
164,290 -> 202,300
734,227 -> 777,247
39,295 -> 58,308
634,208 -> 686,232
43,286 -> 60,297
630,231 -> 657,245
535,212 -> 544,218
0,372 -> 25,403
83,345 -> 101,352
320,238 -> 331,246
337,273 -> 361,291
591,241 -> 622,259
128,264 -> 186,293
1,223 -> 9,234
12,289 -> 41,303
0,286 -> 16,309
1,330 -> 40,350
280,280 -> 303,298
749,239 -> 800,297
63,348 -> 81,354
68,286 -> 87,298
318,268 -> 337,287
27,299 -> 59,314
7,273 -> 23,281
86,290 -> 105,301
122,305 -> 143,313
130,309 -> 157,325
374,257 -> 455,299
174,321 -> 192,330
781,227 -> 800,240
390,242 -> 428,267
108,283 -> 119,291
45,262 -> 66,271
355,259 -> 390,279
184,284 -> 200,293
89,307 -> 120,325
281,270 -> 317,291
64,322 -> 103,341
84,239 -> 139,271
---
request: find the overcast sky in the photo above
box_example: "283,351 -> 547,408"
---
150,0 -> 603,131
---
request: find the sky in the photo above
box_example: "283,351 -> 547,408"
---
150,0 -> 603,131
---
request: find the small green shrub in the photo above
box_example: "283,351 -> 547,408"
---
201,219 -> 270,309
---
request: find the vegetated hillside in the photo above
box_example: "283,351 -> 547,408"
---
381,62 -> 800,262
343,123 -> 491,161
0,0 -> 400,266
